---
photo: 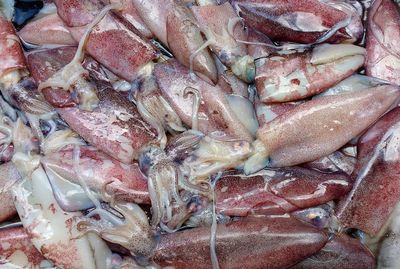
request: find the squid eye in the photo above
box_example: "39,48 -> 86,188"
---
187,195 -> 205,214
138,146 -> 163,176
292,207 -> 331,229
166,130 -> 204,161
138,151 -> 153,177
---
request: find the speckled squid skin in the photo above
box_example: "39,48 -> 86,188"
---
27,46 -> 157,163
191,2 -> 248,68
58,88 -> 157,163
0,227 -> 49,268
105,0 -> 153,39
0,13 -> 27,79
27,46 -> 77,108
255,45 -> 365,103
131,0 -> 173,45
365,0 -> 400,85
41,145 -> 150,204
0,162 -> 21,222
18,13 -> 77,46
12,162 -> 114,269
247,28 -> 275,59
290,234 -> 375,269
336,107 -> 400,236
255,99 -> 302,126
231,0 -> 363,44
166,3 -> 218,84
153,216 -> 328,269
5,77 -> 54,116
214,56 -> 249,98
54,0 -> 158,82
256,85 -> 400,168
27,46 -> 78,107
303,149 -> 356,176
27,47 -> 77,86
215,167 -> 351,217
155,59 -> 253,142
54,0 -> 103,27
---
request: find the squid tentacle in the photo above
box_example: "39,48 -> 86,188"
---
184,86 -> 201,132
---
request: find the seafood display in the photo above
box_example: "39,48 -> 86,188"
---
1,0 -> 400,268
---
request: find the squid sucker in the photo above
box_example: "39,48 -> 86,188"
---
1,1 -> 399,269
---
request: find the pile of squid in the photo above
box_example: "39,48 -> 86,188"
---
0,0 -> 399,268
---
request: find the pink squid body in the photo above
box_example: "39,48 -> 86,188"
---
365,0 -> 400,85
18,13 -> 77,46
0,13 -> 27,79
231,0 -> 363,44
215,167 -> 351,217
336,107 -> 400,236
153,216 -> 328,269
0,162 -> 21,222
254,85 -> 400,169
0,227 -> 50,268
41,145 -> 150,205
54,0 -> 158,82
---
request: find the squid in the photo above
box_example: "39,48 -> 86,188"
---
244,84 -> 400,173
2,1 -> 400,268
365,0 -> 400,85
255,44 -> 366,103
231,0 -> 363,44
336,107 -> 400,236
153,216 -> 328,269
215,167 -> 352,217
191,1 -> 255,83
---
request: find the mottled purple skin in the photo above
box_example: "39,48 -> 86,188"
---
27,47 -> 157,163
290,234 -> 375,269
154,59 -> 253,142
41,145 -> 150,205
0,162 -> 21,222
215,167 -> 352,217
0,13 -> 27,78
231,0 -> 363,44
153,216 -> 328,269
336,107 -> 400,236
365,0 -> 400,85
0,227 -> 47,268
54,0 -> 158,82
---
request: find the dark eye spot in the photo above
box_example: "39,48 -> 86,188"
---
291,79 -> 300,85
